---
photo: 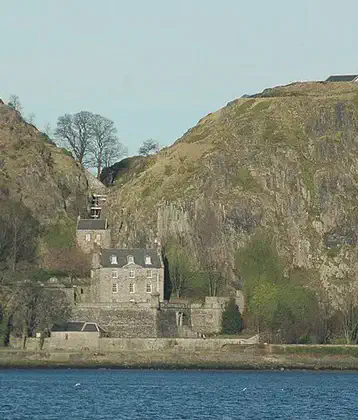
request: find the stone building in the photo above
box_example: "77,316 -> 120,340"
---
91,248 -> 164,303
72,208 -> 241,338
76,218 -> 112,253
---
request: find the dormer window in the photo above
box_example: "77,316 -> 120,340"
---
145,256 -> 152,265
110,255 -> 118,265
127,255 -> 134,264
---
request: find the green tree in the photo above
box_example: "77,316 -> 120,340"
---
236,232 -> 284,303
222,298 -> 242,334
236,231 -> 320,343
249,282 -> 279,334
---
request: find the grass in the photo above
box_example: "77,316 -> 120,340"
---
271,345 -> 358,357
43,220 -> 76,249
233,168 -> 261,192
4,345 -> 358,370
251,101 -> 271,115
234,99 -> 256,116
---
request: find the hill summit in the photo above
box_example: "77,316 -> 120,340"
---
104,81 -> 358,291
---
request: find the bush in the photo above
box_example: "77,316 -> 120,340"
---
222,298 -> 242,334
237,231 -> 320,343
43,221 -> 75,249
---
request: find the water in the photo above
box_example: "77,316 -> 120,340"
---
1,369 -> 358,419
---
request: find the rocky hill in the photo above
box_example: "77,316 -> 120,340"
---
105,81 -> 358,289
0,101 -> 89,228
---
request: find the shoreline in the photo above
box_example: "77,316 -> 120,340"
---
3,346 -> 358,371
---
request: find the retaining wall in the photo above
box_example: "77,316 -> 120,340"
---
16,336 -> 259,352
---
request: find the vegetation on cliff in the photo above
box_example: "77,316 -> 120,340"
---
0,101 -> 91,346
103,81 -> 358,342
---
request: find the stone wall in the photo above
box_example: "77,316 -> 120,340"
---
17,336 -> 259,352
70,296 -> 238,338
190,297 -> 228,335
72,304 -> 158,337
47,332 -> 101,351
156,310 -> 178,337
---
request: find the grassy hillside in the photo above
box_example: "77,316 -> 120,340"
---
0,102 -> 91,268
105,81 -> 358,295
0,103 -> 89,225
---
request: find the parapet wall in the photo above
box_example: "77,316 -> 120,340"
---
19,336 -> 259,352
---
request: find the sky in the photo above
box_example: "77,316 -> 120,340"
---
1,0 -> 358,155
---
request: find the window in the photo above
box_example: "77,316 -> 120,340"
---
147,269 -> 152,278
127,255 -> 134,264
90,270 -> 94,278
95,234 -> 101,243
145,256 -> 152,265
129,283 -> 135,293
129,269 -> 135,278
146,283 -> 152,293
110,255 -> 118,265
112,283 -> 118,293
85,233 -> 91,242
112,270 -> 118,279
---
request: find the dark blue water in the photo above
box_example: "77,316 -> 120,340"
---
1,369 -> 358,419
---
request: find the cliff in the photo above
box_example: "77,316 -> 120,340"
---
105,81 -> 358,290
0,102 -> 89,228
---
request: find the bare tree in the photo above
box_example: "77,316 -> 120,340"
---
43,122 -> 53,137
334,278 -> 358,344
102,145 -> 128,169
43,247 -> 91,281
8,94 -> 23,114
0,201 -> 39,271
193,200 -> 227,296
26,112 -> 36,125
89,114 -> 125,178
55,111 -> 124,175
138,139 -> 160,156
6,279 -> 71,348
164,239 -> 195,298
55,111 -> 93,164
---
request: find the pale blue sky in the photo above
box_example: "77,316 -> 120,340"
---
1,0 -> 358,155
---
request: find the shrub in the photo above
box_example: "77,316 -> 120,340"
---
222,298 -> 242,334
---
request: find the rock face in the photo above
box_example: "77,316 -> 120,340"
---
105,82 -> 358,288
0,102 -> 89,226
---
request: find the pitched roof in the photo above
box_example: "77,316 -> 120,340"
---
51,322 -> 102,332
51,322 -> 85,332
326,75 -> 358,82
101,248 -> 162,268
77,219 -> 107,230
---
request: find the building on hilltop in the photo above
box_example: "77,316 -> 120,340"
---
73,201 -> 233,338
76,218 -> 112,253
92,248 -> 164,304
326,75 -> 358,82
